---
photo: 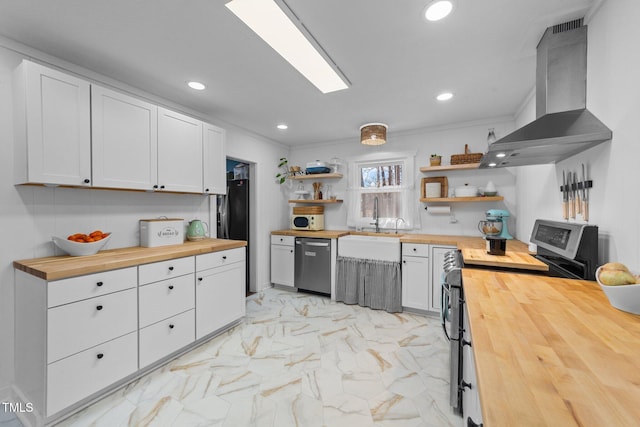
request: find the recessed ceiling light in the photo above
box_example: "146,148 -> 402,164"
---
436,92 -> 453,101
496,153 -> 506,158
187,81 -> 206,90
226,0 -> 349,94
277,124 -> 288,130
424,1 -> 453,22
488,162 -> 497,167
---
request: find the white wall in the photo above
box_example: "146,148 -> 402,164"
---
289,118 -> 518,236
0,40 -> 288,398
515,0 -> 640,265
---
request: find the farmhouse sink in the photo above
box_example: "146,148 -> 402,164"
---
338,235 -> 401,262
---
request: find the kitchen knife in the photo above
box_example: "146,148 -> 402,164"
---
562,170 -> 569,220
568,170 -> 575,219
582,163 -> 589,222
574,172 -> 581,215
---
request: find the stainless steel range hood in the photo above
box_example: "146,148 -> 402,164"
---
480,19 -> 612,168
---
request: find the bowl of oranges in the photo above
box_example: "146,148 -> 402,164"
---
52,230 -> 112,256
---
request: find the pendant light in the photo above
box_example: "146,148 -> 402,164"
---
360,123 -> 388,146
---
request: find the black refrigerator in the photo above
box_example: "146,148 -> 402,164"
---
217,179 -> 250,293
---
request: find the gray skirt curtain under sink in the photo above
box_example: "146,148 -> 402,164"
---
335,256 -> 402,313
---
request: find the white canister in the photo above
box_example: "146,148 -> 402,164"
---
425,182 -> 441,198
140,218 -> 184,247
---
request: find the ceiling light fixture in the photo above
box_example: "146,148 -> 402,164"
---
437,92 -> 453,101
496,152 -> 506,158
488,162 -> 497,167
226,0 -> 350,94
360,123 -> 388,146
277,124 -> 288,130
187,81 -> 206,90
424,0 -> 453,21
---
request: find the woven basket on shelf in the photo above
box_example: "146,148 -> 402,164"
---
450,144 -> 483,165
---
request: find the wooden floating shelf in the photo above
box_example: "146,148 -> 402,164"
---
420,163 -> 481,172
289,173 -> 343,180
420,196 -> 504,203
288,199 -> 344,204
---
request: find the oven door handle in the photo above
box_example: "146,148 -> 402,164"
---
440,273 -> 451,341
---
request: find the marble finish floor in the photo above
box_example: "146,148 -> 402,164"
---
55,288 -> 462,427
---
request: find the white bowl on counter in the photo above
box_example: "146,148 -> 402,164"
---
52,233 -> 112,256
596,266 -> 640,314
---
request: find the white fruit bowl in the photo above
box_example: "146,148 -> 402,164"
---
596,266 -> 640,314
52,233 -> 112,257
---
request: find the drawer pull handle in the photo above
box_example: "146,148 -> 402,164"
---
168,285 -> 174,290
222,256 -> 227,260
160,185 -> 165,189
205,188 -> 209,192
413,248 -> 417,252
96,281 -> 103,287
96,353 -> 104,359
168,266 -> 174,271
84,178 -> 90,184
169,324 -> 175,329
96,305 -> 103,311
290,249 -> 293,253
153,185 -> 158,189
460,381 -> 472,391
198,277 -> 203,281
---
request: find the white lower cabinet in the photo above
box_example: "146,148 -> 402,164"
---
139,310 -> 195,368
47,332 -> 137,416
462,305 -> 484,426
271,235 -> 295,287
196,257 -> 246,339
401,253 -> 430,311
14,246 -> 246,426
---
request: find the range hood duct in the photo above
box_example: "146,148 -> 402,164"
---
480,18 -> 612,168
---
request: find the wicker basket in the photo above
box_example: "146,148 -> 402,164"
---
450,144 -> 483,165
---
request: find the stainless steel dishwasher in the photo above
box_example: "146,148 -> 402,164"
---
295,238 -> 331,295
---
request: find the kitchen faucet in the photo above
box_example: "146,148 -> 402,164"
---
370,197 -> 380,233
395,218 -> 405,234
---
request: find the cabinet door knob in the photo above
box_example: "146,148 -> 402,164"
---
280,238 -> 283,242
205,188 -> 210,192
168,285 -> 174,290
169,324 -> 175,329
403,260 -> 406,264
84,178 -> 90,184
462,339 -> 472,347
222,256 -> 227,260
168,266 -> 174,271
467,417 -> 483,427
96,281 -> 103,287
96,305 -> 103,311
413,248 -> 417,252
290,249 -> 293,253
160,185 -> 165,189
198,277 -> 203,281
460,381 -> 472,391
153,185 -> 159,189
96,353 -> 104,359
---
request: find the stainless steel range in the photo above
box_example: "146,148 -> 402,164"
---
441,218 -> 599,417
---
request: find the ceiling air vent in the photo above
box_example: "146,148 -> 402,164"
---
552,18 -> 584,34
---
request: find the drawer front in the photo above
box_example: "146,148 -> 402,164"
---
46,331 -> 137,416
139,310 -> 195,368
139,256 -> 194,285
270,235 -> 295,246
48,267 -> 137,308
196,247 -> 245,271
402,243 -> 429,257
139,273 -> 195,328
47,288 -> 137,363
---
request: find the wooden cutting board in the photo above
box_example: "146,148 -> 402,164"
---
461,246 -> 548,271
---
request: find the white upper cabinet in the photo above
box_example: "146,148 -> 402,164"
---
14,60 -> 91,186
203,123 -> 226,195
91,85 -> 158,190
157,107 -> 203,193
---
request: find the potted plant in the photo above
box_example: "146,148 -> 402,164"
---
275,157 -> 290,184
430,154 -> 442,166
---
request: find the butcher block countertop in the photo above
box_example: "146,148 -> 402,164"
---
273,230 -> 546,271
14,238 -> 246,281
462,269 -> 640,427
